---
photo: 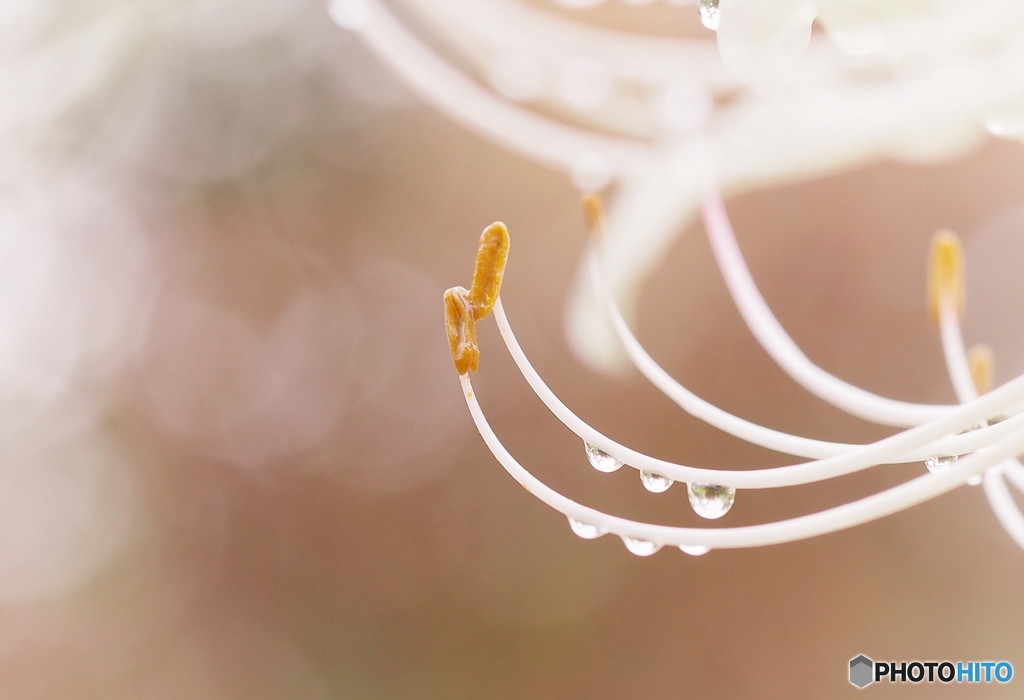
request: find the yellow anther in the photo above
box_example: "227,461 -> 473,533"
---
927,229 -> 965,326
967,344 -> 994,395
444,286 -> 480,375
445,222 -> 511,374
582,193 -> 604,240
469,222 -> 510,321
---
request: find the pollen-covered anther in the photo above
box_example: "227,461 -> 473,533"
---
444,286 -> 480,375
968,344 -> 994,395
581,193 -> 605,240
927,229 -> 965,326
469,222 -> 510,321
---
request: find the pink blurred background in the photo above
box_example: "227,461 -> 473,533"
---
3,1 -> 1024,698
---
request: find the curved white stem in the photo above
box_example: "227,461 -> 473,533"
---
702,190 -> 954,427
493,297 -> 1024,488
984,470 -> 1024,550
1005,461 -> 1024,493
461,373 -> 1024,548
938,305 -> 979,406
937,298 -> 1024,548
590,248 -> 974,460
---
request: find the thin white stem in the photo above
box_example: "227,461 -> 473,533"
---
1005,462 -> 1024,493
493,297 -> 1024,488
982,471 -> 1024,551
701,190 -> 954,427
936,298 -> 1024,547
938,304 -> 978,406
461,372 -> 1024,548
592,247 -> 922,459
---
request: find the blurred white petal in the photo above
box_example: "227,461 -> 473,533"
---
717,0 -> 816,91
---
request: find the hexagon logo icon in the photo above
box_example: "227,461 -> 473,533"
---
850,655 -> 874,688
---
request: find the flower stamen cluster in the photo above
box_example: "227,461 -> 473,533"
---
445,194 -> 1024,555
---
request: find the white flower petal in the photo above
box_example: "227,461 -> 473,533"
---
717,0 -> 817,90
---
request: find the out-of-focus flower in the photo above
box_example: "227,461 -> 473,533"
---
0,0 -> 421,614
335,0 -> 1024,369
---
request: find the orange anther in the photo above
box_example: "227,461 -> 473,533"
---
444,286 -> 480,375
469,222 -> 510,321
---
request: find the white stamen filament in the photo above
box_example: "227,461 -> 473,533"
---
702,190 -> 953,427
592,249 -> 1006,461
493,297 -> 1024,488
936,294 -> 1024,547
403,0 -> 1024,552
452,194 -> 1024,551
461,372 -> 1024,549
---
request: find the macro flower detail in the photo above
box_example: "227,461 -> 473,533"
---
336,0 -> 1024,372
443,222 -> 509,375
346,0 -> 1024,557
445,196 -> 1024,555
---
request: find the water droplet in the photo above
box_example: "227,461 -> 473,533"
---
680,545 -> 710,556
640,470 -> 673,493
568,517 -> 606,539
967,474 -> 983,486
585,442 -> 623,473
925,455 -> 958,474
698,0 -> 720,31
687,483 -> 735,519
622,537 -> 662,556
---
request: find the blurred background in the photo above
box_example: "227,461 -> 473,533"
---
3,0 -> 1024,698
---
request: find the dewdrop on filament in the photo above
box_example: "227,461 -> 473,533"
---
443,194 -> 1024,556
640,470 -> 674,493
698,0 -> 720,30
569,517 -> 607,540
686,483 -> 736,520
585,442 -> 624,473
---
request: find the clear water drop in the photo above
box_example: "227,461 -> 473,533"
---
698,0 -> 719,31
687,483 -> 735,519
568,517 -> 606,540
640,470 -> 673,493
680,544 -> 710,556
925,454 -> 958,474
622,537 -> 662,556
584,442 -> 623,473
